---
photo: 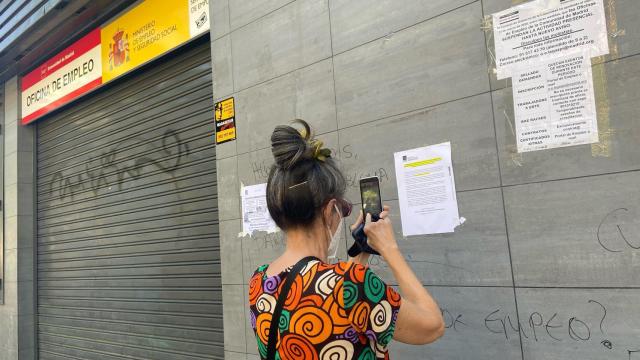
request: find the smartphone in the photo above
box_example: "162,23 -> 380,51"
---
349,176 -> 382,257
359,176 -> 383,221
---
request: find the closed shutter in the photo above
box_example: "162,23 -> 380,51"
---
36,43 -> 223,359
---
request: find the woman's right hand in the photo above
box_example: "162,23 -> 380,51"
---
363,205 -> 399,256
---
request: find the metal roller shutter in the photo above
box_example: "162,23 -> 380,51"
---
36,42 -> 223,360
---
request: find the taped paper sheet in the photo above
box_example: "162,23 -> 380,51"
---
492,0 -> 609,79
240,183 -> 278,236
513,51 -> 598,152
394,142 -> 463,236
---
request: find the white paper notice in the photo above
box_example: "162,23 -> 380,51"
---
513,52 -> 598,152
240,183 -> 278,236
394,142 -> 462,236
189,0 -> 211,37
492,0 -> 609,79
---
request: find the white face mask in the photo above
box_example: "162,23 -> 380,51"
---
327,204 -> 343,261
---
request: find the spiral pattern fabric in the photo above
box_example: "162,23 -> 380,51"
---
290,306 -> 333,344
249,261 -> 401,360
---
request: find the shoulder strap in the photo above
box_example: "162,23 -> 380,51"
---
266,256 -> 319,360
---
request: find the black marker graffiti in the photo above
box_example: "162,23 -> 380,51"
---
485,309 -> 509,339
544,313 -> 562,341
508,313 -> 529,340
441,308 -> 467,332
250,159 -> 270,182
597,208 -> 639,253
254,231 -> 286,250
49,130 -> 189,202
568,317 -> 590,341
344,167 -> 390,189
589,299 -> 613,349
482,300 -> 613,346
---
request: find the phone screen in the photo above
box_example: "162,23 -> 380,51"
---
360,177 -> 382,217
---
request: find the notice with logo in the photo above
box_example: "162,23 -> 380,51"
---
241,183 -> 278,236
492,0 -> 609,80
394,142 -> 463,236
513,52 -> 598,152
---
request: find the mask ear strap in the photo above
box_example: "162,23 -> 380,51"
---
334,204 -> 343,222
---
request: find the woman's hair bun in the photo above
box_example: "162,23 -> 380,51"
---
266,120 -> 346,230
271,119 -> 314,169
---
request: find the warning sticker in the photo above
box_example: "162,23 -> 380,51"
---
215,97 -> 236,144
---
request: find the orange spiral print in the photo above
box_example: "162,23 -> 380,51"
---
316,262 -> 334,272
386,286 -> 402,307
323,293 -> 350,334
248,274 -> 262,305
280,333 -> 319,360
349,301 -> 371,332
349,264 -> 367,283
290,306 -> 333,344
298,293 -> 323,308
255,313 -> 274,344
334,261 -> 350,275
336,278 -> 348,309
283,274 -> 303,311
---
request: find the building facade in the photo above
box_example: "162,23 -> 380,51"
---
2,1 -> 640,360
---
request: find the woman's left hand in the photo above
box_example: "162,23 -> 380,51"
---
348,210 -> 370,265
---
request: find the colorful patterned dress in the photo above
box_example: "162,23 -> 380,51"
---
248,259 -> 402,360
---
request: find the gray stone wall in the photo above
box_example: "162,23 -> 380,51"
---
1,78 -> 36,360
210,1 -> 640,359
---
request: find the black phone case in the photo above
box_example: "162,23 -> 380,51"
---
348,214 -> 380,257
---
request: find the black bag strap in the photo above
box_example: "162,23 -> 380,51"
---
266,256 -> 319,360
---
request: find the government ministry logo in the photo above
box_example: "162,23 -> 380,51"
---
108,29 -> 130,70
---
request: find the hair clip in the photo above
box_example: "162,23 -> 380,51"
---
288,181 -> 308,189
310,139 -> 331,162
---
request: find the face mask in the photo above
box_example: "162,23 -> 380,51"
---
327,204 -> 343,261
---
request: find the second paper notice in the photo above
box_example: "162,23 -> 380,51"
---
513,52 -> 598,152
394,142 -> 463,236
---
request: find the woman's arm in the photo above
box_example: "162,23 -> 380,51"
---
364,206 -> 445,345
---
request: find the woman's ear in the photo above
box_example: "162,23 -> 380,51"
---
322,199 -> 338,224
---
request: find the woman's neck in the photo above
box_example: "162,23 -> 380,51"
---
285,226 -> 328,260
265,225 -> 328,276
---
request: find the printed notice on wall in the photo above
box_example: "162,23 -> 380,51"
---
513,52 -> 598,152
394,142 -> 464,236
240,183 -> 278,236
492,0 -> 609,80
189,0 -> 210,37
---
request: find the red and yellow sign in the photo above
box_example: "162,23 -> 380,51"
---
20,0 -> 210,125
215,97 -> 236,144
21,29 -> 103,125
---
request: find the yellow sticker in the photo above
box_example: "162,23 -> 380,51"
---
215,97 -> 236,144
216,127 -> 236,143
215,97 -> 235,121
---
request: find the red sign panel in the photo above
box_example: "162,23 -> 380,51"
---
21,28 -> 103,125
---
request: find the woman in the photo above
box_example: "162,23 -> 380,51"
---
248,120 -> 444,360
